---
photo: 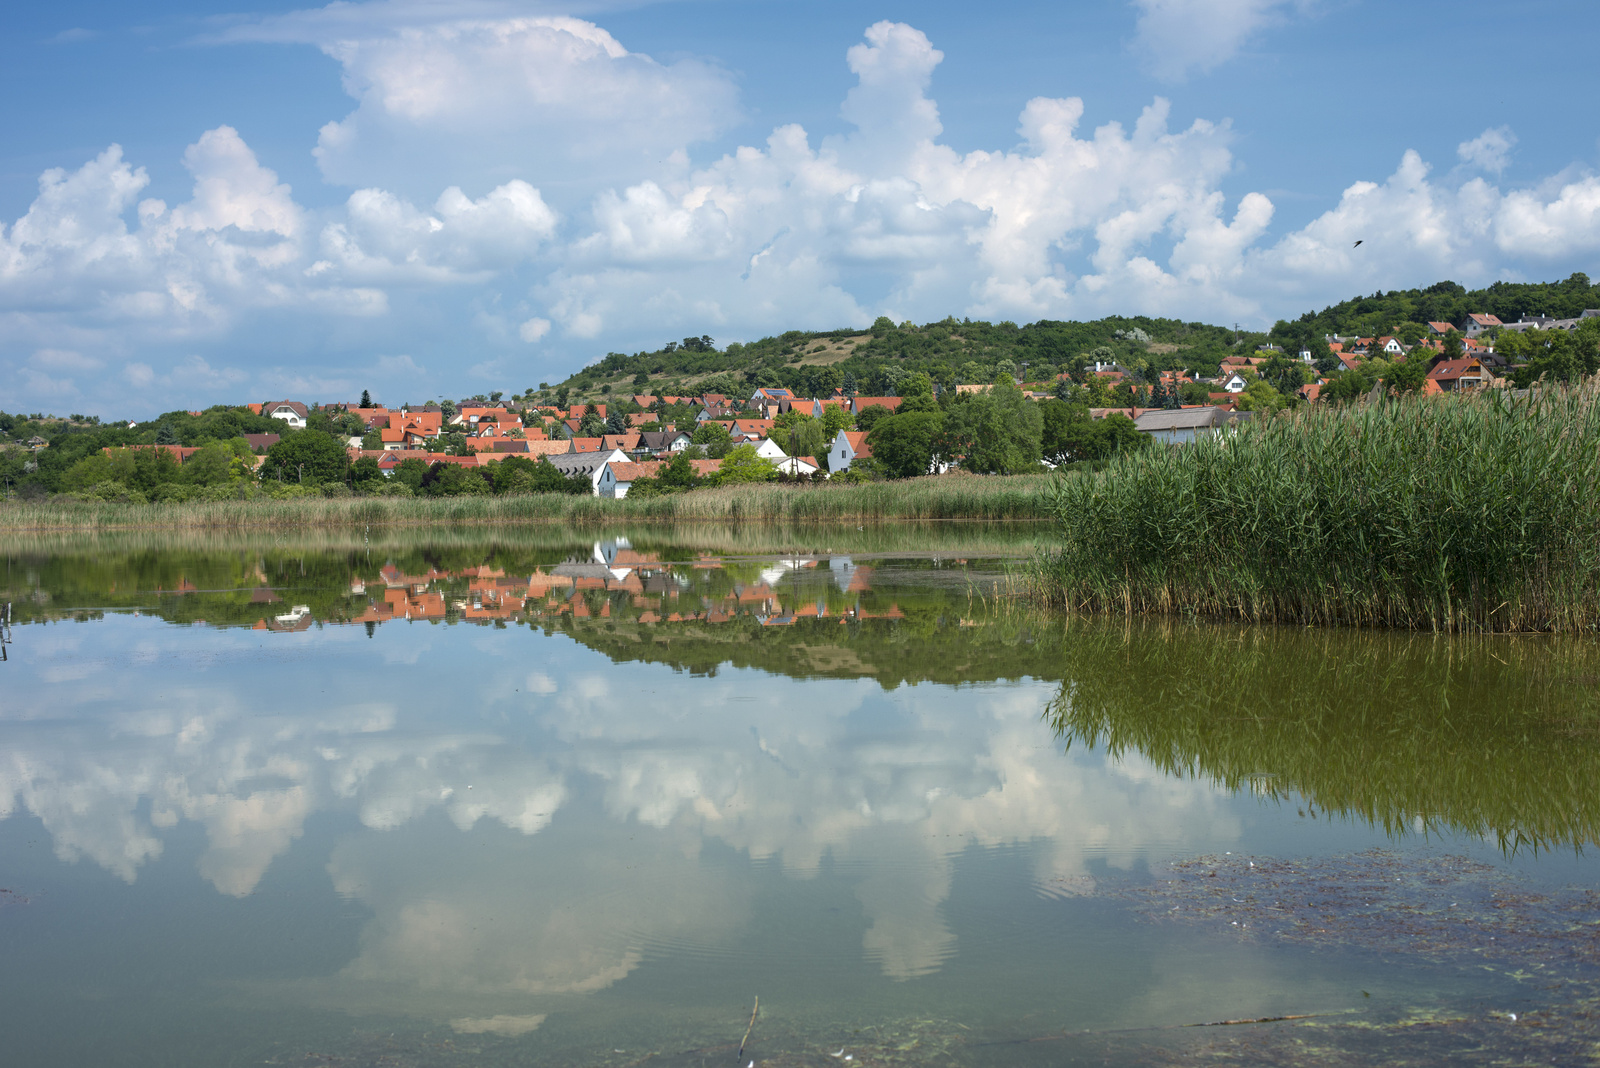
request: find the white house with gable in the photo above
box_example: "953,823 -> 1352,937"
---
829,430 -> 871,473
264,401 -> 308,429
549,448 -> 628,496
749,438 -> 787,461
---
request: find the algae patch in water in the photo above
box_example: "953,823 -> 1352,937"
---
258,1014 -> 974,1068
1115,850 -> 1600,971
1098,849 -> 1600,1065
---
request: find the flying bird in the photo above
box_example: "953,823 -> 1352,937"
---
1353,240 -> 1363,247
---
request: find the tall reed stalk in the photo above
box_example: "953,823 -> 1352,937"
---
0,473 -> 1055,531
1033,379 -> 1600,631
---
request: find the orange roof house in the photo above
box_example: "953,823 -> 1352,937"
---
1427,356 -> 1489,391
849,397 -> 903,415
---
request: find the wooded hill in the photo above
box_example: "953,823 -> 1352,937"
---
550,273 -> 1600,400
551,316 -> 1255,401
1265,273 -> 1600,351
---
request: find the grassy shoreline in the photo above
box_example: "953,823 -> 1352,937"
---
0,473 -> 1054,531
1033,379 -> 1600,632
1,522 -> 1046,561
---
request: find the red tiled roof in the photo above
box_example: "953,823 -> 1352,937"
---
1427,357 -> 1483,380
842,431 -> 872,458
851,397 -> 903,413
607,461 -> 665,482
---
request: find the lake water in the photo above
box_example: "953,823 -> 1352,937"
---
4,526 -> 1600,1067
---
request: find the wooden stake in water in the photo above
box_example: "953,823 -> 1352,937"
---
736,996 -> 759,1061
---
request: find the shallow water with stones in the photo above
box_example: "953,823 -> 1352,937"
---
4,527 -> 1600,1067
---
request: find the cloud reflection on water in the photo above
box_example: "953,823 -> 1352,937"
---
0,601 -> 1238,1002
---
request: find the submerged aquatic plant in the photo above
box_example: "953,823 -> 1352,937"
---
1034,377 -> 1600,631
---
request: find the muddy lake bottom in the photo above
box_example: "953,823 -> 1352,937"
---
4,527 -> 1600,1066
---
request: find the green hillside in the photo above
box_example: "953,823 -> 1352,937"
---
1265,272 -> 1600,350
551,315 -> 1254,401
550,273 -> 1600,401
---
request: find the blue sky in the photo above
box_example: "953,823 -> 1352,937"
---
3,0 -> 1598,417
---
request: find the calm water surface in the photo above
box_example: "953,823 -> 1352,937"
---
3,527 -> 1600,1067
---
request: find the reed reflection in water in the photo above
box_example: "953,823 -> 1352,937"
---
1046,620 -> 1600,853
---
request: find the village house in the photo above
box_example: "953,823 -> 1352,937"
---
696,401 -> 742,424
549,448 -> 629,495
1500,310 -> 1600,333
598,457 -> 720,497
1133,406 -> 1252,445
601,433 -> 642,453
242,433 -> 279,453
778,397 -> 824,417
830,429 -> 872,473
599,460 -> 660,498
490,439 -> 570,459
451,406 -> 514,428
1461,313 -> 1503,338
729,418 -> 775,441
775,455 -> 821,478
849,396 -> 903,415
1218,370 -> 1250,393
637,429 -> 692,453
380,410 -> 443,448
1426,356 -> 1491,391
748,387 -> 794,418
261,401 -> 308,429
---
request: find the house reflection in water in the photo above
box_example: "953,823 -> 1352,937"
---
247,538 -> 904,635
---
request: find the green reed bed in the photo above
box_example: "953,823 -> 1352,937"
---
1,520 -> 1043,561
1046,620 -> 1600,851
1034,379 -> 1600,631
0,473 -> 1053,532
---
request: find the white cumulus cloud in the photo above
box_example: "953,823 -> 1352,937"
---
305,15 -> 741,201
1130,0 -> 1306,81
313,180 -> 558,283
1458,125 -> 1517,175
